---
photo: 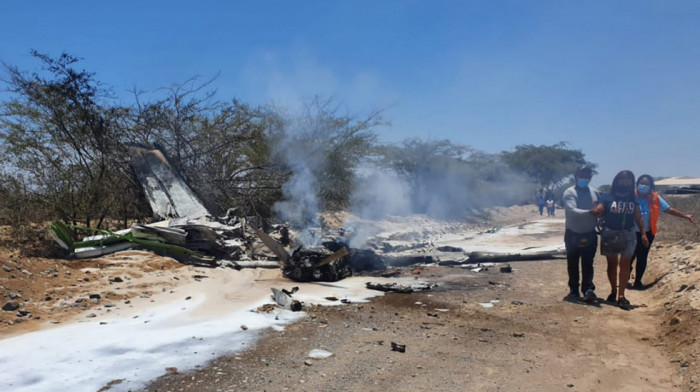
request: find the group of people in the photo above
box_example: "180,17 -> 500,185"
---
562,165 -> 696,310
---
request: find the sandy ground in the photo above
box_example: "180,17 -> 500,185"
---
1,202 -> 699,391
143,263 -> 681,392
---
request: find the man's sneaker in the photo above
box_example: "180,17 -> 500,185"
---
618,297 -> 631,310
606,292 -> 617,303
632,281 -> 644,290
584,290 -> 597,303
567,290 -> 581,299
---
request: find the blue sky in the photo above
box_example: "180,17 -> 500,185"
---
2,0 -> 699,186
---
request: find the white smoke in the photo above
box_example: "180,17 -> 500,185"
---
344,167 -> 413,248
270,110 -> 328,246
273,164 -> 321,245
350,167 -> 412,219
271,113 -> 535,248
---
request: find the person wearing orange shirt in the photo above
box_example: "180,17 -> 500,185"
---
630,174 -> 696,289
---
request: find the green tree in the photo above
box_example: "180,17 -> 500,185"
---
501,142 -> 596,197
374,139 -> 531,217
376,138 -> 470,205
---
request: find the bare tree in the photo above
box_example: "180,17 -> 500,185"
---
0,51 -> 142,228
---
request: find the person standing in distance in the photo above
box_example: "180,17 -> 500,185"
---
630,174 -> 696,288
562,165 -> 601,302
537,186 -> 546,216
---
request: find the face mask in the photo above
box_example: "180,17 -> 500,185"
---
637,184 -> 650,194
576,179 -> 590,188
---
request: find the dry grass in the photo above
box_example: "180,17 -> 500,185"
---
0,224 -> 66,258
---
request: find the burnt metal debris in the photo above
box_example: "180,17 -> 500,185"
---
391,342 -> 406,353
365,281 -> 438,293
282,246 -> 352,282
271,287 -> 302,311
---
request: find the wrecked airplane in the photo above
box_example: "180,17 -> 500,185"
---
47,147 -> 564,283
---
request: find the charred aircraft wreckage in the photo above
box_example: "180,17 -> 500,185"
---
48,147 -> 563,284
47,147 -> 388,283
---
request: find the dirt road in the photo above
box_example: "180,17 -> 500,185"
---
143,216 -> 685,392
2,206 -> 696,392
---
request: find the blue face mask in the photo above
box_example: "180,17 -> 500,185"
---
576,178 -> 590,188
637,184 -> 650,194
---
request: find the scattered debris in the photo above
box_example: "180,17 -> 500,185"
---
479,300 -> 500,308
223,260 -> 280,269
381,255 -> 435,267
47,220 -> 218,265
256,303 -> 277,313
466,249 -> 564,263
391,342 -> 406,353
437,245 -> 463,252
271,287 -> 302,311
437,259 -> 469,266
365,282 -> 437,293
307,349 -> 333,359
381,270 -> 401,278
